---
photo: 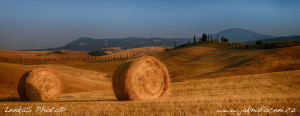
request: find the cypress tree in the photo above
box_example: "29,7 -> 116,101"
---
202,33 -> 207,42
201,33 -> 204,42
194,35 -> 196,43
208,34 -> 209,39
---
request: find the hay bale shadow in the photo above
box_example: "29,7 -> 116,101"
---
0,96 -> 22,102
25,83 -> 42,101
17,71 -> 30,101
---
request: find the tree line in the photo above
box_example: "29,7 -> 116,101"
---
172,33 -> 299,49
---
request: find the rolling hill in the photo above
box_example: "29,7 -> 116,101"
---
244,35 -> 300,44
24,28 -> 278,51
45,37 -> 188,51
59,46 -> 300,82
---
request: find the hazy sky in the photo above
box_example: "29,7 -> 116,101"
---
0,0 -> 300,50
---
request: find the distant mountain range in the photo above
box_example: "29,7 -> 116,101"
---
44,37 -> 189,51
212,28 -> 276,42
36,28 -> 299,51
244,36 -> 300,45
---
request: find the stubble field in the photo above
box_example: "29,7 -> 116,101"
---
0,46 -> 299,115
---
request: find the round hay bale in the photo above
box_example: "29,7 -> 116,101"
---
113,56 -> 170,101
18,68 -> 63,101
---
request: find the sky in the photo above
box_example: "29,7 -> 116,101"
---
0,0 -> 300,50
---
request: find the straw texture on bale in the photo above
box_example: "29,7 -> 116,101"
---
113,56 -> 170,101
17,68 -> 63,101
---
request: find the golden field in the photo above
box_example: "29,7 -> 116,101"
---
0,46 -> 299,115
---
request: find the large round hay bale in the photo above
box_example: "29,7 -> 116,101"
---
18,68 -> 63,101
113,56 -> 170,101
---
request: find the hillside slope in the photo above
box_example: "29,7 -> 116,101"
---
153,46 -> 300,81
244,36 -> 300,44
154,47 -> 263,81
2,46 -> 298,96
59,46 -> 300,82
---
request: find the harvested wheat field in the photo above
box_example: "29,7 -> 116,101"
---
0,50 -> 53,58
0,46 -> 299,115
1,70 -> 299,115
